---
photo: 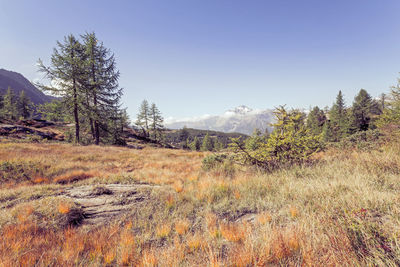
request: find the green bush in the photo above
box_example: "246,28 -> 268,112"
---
202,154 -> 235,177
202,154 -> 228,171
334,129 -> 382,151
0,161 -> 46,183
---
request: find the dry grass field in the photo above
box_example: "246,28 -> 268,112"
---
1,139 -> 400,266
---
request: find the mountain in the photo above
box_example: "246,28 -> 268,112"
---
0,69 -> 54,104
165,105 -> 275,135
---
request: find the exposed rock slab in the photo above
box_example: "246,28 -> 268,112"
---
61,184 -> 158,226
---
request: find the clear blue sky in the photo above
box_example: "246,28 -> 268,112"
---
1,0 -> 400,120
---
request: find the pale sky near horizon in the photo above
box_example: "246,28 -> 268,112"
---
1,0 -> 400,120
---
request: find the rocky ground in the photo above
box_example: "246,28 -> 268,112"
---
60,184 -> 159,226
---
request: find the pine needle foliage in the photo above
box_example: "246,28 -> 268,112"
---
37,33 -> 126,145
230,106 -> 323,171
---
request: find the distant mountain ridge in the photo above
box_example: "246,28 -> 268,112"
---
166,105 -> 275,135
0,69 -> 54,104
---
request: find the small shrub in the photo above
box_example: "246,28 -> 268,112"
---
202,154 -> 235,177
202,154 -> 228,171
336,129 -> 382,150
0,161 -> 46,183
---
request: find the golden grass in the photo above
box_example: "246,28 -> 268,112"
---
1,141 -> 400,265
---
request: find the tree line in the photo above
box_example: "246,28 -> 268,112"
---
0,88 -> 32,120
37,32 -> 128,145
307,89 -> 383,142
229,88 -> 390,170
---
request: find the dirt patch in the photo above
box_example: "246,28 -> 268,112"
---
60,184 -> 158,226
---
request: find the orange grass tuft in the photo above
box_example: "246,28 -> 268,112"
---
289,206 -> 298,218
175,218 -> 190,235
53,170 -> 98,184
186,233 -> 205,253
142,248 -> 158,267
156,224 -> 171,239
58,202 -> 71,214
220,222 -> 248,243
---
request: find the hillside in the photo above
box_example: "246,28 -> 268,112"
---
166,105 -> 275,135
164,127 -> 248,148
0,69 -> 55,104
1,139 -> 400,265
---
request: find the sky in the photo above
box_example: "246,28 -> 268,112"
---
1,0 -> 400,120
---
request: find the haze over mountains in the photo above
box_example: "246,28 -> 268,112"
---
0,69 -> 54,104
0,68 -> 275,135
166,105 -> 274,135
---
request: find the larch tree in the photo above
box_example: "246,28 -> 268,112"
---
149,103 -> 164,141
37,100 -> 66,122
17,90 -> 32,119
81,32 -> 123,145
201,133 -> 213,151
37,34 -> 85,143
377,78 -> 400,127
136,100 -> 150,137
1,87 -> 17,120
189,136 -> 201,151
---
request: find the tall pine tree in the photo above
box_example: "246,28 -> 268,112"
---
37,34 -> 85,143
17,90 -> 32,119
149,103 -> 164,141
81,32 -> 123,145
307,106 -> 326,135
1,87 -> 17,120
201,133 -> 213,151
136,100 -> 150,137
351,89 -> 380,131
327,91 -> 350,141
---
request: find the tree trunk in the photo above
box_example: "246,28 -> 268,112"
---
86,94 -> 95,139
91,52 -> 100,145
94,92 -> 99,145
73,79 -> 80,143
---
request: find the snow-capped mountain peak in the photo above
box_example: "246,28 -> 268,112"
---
228,105 -> 253,115
166,106 -> 274,135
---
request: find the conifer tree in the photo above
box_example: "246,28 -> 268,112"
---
37,34 -> 85,143
201,133 -> 213,151
37,100 -> 66,122
1,87 -> 18,120
81,32 -> 123,145
149,103 -> 164,141
230,106 -> 322,170
17,90 -> 32,119
179,126 -> 190,148
0,94 -> 3,119
136,100 -> 150,137
322,119 -> 334,142
185,137 -> 191,150
245,128 -> 267,151
377,78 -> 400,127
306,106 -> 326,135
328,91 -> 350,141
214,138 -> 224,151
351,89 -> 380,131
189,137 -> 201,151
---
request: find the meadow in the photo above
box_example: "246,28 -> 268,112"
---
1,139 -> 400,266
